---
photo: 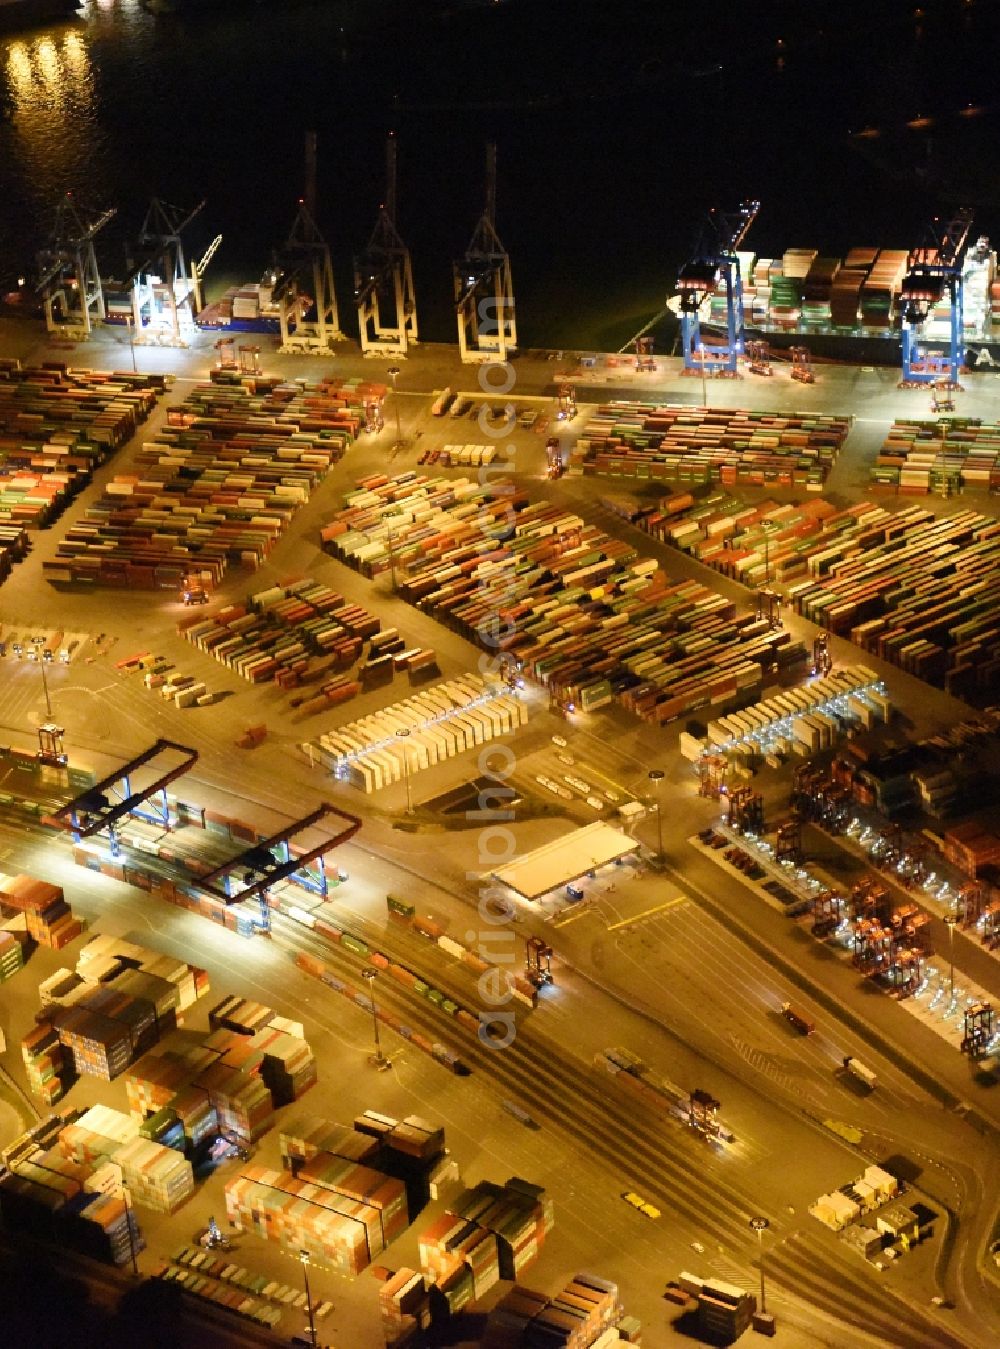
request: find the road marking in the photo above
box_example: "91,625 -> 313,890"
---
606,896 -> 685,932
550,904 -> 594,928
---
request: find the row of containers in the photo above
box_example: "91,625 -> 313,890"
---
870,416 -> 1000,495
0,522 -> 28,584
634,489 -> 1000,698
0,362 -> 165,562
566,402 -> 851,489
320,471 -> 809,728
177,576 -> 438,709
305,674 -> 527,794
43,375 -> 368,589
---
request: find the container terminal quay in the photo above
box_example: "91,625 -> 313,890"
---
2,263 -> 1000,1349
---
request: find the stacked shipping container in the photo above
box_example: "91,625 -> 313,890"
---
872,417 -> 1000,495
569,403 -> 850,488
0,872 -> 83,949
309,675 -> 527,792
642,490 -> 1000,697
46,376 -> 361,588
0,361 -> 163,553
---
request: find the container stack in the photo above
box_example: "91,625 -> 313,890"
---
59,1105 -> 139,1167
941,823 -> 1000,879
47,375 -> 361,589
872,417 -> 1000,496
0,363 -> 163,546
178,577 -> 381,693
0,927 -> 24,983
113,1135 -> 195,1213
75,933 -> 207,1011
417,1177 -> 553,1299
0,873 -> 83,950
320,472 -> 500,580
569,403 -> 850,488
308,675 -> 526,793
0,523 -> 29,587
645,489 -> 1000,697
483,1272 -> 625,1349
299,1151 -> 409,1247
801,257 -> 841,326
69,1190 -> 146,1267
225,1165 -> 376,1274
861,250 -> 907,327
21,1023 -> 71,1105
378,1268 -> 431,1346
46,1003 -> 135,1081
279,1114 -> 382,1175
197,1057 -> 275,1144
209,995 -> 276,1036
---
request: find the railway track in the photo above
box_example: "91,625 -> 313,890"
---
271,912 -> 971,1349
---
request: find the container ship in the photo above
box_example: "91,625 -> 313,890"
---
0,0 -> 80,30
690,237 -> 1000,365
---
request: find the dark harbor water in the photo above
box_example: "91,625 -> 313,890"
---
1,0 -> 998,348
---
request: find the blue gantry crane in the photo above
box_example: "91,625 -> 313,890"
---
676,199 -> 759,376
899,210 -> 974,387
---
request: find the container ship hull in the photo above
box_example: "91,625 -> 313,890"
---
0,0 -> 80,29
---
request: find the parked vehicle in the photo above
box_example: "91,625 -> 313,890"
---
780,1002 -> 815,1035
843,1056 -> 876,1089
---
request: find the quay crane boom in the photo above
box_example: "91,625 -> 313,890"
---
36,196 -> 117,339
354,133 -> 418,357
899,209 -> 974,387
453,142 -> 516,364
676,199 -> 759,377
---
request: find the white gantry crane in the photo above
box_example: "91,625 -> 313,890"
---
36,194 -> 117,340
273,130 -> 344,354
354,133 -> 418,357
126,197 -> 206,346
453,142 -> 516,364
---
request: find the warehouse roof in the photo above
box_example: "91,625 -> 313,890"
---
490,822 -> 637,901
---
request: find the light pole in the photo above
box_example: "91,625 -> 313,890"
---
648,769 -> 665,864
126,315 -> 137,373
396,727 -> 412,814
386,519 -> 397,594
362,967 -> 389,1071
749,1216 -> 770,1317
298,1249 -> 319,1348
944,912 -> 958,1004
40,659 -> 52,718
387,365 -> 402,450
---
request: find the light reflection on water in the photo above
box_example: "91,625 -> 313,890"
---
5,28 -> 97,197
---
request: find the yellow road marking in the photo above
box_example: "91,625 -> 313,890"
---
606,896 -> 686,932
550,904 -> 594,928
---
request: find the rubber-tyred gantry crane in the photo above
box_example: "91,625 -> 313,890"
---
676,199 -> 759,376
126,196 -> 206,346
899,209 -> 974,387
273,130 -> 343,353
453,142 -> 516,364
354,133 -> 418,358
42,740 -> 199,859
35,194 -> 116,339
